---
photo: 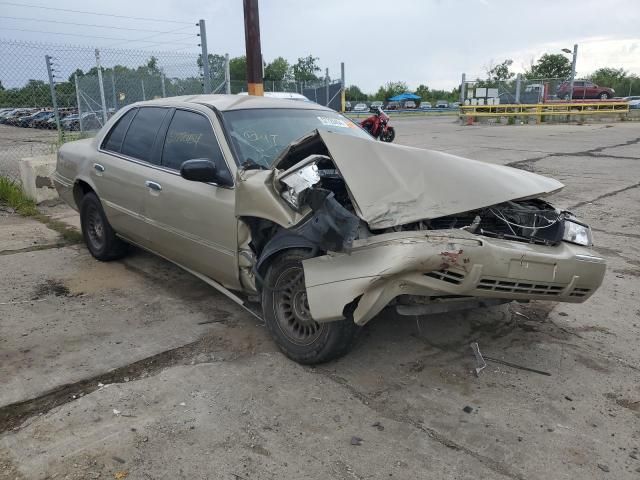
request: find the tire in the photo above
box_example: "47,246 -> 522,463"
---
381,127 -> 395,143
599,92 -> 610,100
80,192 -> 128,261
261,249 -> 359,364
562,93 -> 571,100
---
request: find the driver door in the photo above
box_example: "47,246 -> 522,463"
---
141,107 -> 239,290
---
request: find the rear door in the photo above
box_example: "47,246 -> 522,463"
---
94,106 -> 170,246
140,107 -> 239,289
572,81 -> 586,99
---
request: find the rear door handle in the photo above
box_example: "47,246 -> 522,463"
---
144,180 -> 162,192
93,163 -> 105,174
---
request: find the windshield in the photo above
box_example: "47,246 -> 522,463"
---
222,108 -> 371,168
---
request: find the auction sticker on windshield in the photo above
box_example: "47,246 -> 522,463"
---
317,116 -> 349,128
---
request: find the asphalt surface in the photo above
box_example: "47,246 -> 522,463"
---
1,117 -> 639,479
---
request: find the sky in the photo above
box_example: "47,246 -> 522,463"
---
1,0 -> 639,92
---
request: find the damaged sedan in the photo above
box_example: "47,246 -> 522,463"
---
53,95 -> 606,364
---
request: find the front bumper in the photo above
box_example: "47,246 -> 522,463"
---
302,230 -> 606,325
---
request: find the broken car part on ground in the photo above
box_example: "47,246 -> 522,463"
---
53,95 -> 606,364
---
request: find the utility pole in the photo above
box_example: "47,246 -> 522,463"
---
243,0 -> 263,96
161,73 -> 166,98
94,49 -> 108,125
460,72 -> 466,104
111,71 -> 118,110
340,62 -> 345,112
325,68 -> 330,107
141,79 -> 146,101
224,53 -> 231,94
569,44 -> 578,102
44,55 -> 61,133
514,73 -> 522,104
198,19 -> 211,94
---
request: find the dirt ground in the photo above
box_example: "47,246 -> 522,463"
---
1,118 -> 639,480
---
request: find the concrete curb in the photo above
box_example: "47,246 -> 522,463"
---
19,154 -> 58,204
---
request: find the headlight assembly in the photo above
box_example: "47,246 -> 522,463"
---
562,219 -> 593,246
278,162 -> 320,210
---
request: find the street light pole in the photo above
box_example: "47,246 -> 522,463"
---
563,44 -> 578,101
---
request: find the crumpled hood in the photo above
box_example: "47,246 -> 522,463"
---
310,130 -> 564,229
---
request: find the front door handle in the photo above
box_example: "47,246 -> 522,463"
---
144,180 -> 162,192
93,163 -> 105,174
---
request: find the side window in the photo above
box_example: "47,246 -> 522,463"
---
102,108 -> 137,153
161,110 -> 229,178
574,81 -> 584,87
121,107 -> 168,163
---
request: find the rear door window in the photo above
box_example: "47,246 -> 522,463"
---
161,109 -> 226,173
102,108 -> 137,153
121,107 -> 169,164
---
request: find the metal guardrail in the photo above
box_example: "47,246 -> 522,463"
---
459,102 -> 629,118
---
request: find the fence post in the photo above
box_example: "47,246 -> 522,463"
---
141,79 -> 146,101
74,73 -> 84,132
340,62 -> 345,112
94,49 -> 108,125
199,19 -> 211,94
44,55 -> 61,134
224,53 -> 231,94
161,73 -> 166,98
515,73 -> 522,104
325,68 -> 329,107
459,73 -> 466,104
111,71 -> 118,110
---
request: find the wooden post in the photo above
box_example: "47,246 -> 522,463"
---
243,0 -> 263,96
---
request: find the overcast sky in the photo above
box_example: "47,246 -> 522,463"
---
1,0 -> 639,92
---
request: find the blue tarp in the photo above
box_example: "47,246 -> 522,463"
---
388,92 -> 421,101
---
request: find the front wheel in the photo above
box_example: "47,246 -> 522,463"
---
599,92 -> 611,100
261,249 -> 359,364
380,127 -> 395,142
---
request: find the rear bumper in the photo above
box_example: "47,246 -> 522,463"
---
302,230 -> 606,325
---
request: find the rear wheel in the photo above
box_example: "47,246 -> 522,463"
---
80,192 -> 128,261
261,249 -> 359,364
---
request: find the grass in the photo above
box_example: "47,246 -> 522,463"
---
0,175 -> 83,244
0,176 -> 38,216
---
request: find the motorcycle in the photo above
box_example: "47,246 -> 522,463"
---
359,106 -> 395,142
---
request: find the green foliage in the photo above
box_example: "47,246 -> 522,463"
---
229,56 -> 247,81
588,67 -> 640,96
415,84 -> 429,100
373,81 -> 409,100
0,176 -> 38,216
264,57 -> 291,82
345,85 -> 368,102
526,54 -> 572,79
487,59 -> 515,82
292,55 -> 321,83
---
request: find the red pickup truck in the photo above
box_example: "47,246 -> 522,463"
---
556,80 -> 615,100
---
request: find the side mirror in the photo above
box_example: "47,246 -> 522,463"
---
180,159 -> 221,184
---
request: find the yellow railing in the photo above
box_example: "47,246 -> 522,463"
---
459,102 -> 629,118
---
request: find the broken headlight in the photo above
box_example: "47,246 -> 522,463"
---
279,162 -> 321,210
562,219 -> 593,246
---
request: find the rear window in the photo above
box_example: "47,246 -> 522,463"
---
102,108 -> 137,153
121,107 -> 168,163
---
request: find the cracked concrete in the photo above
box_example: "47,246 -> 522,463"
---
1,118 -> 639,479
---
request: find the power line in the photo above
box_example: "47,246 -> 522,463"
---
1,27 -> 196,46
0,1 -> 193,25
0,15 -> 195,34
106,25 -> 196,48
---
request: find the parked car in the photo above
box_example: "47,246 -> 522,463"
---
451,102 -> 461,109
419,102 -> 432,110
435,100 -> 449,108
62,112 -> 102,131
386,101 -> 400,110
624,96 -> 640,109
31,112 -> 57,129
54,95 -> 606,364
345,101 -> 352,111
1,109 -> 34,125
404,100 -> 417,109
370,101 -> 383,110
17,110 -> 53,128
556,80 -> 614,100
353,103 -> 368,112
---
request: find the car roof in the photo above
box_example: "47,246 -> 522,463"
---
132,94 -> 334,112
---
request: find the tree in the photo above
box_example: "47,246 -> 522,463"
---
588,67 -> 640,96
486,59 -> 515,82
0,80 -> 4,91
345,85 -> 367,101
198,53 -> 226,79
229,56 -> 247,81
373,81 -> 408,100
292,55 -> 321,83
415,84 -> 429,100
264,56 -> 290,82
526,54 -> 572,79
